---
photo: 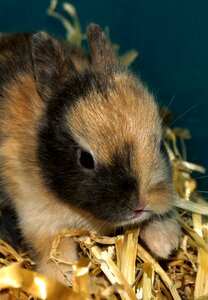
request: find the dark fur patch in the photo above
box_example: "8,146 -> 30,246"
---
0,177 -> 22,249
0,206 -> 21,248
38,127 -> 138,224
38,84 -> 139,223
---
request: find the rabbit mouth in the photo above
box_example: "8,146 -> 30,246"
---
115,209 -> 152,227
133,209 -> 144,218
130,209 -> 152,223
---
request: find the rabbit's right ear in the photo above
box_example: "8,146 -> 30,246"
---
31,32 -> 78,102
87,24 -> 119,70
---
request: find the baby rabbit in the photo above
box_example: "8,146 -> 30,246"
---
0,24 -> 181,284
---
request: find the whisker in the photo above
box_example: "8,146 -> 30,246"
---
166,93 -> 178,109
96,219 -> 110,233
198,190 -> 208,194
178,210 -> 193,218
73,211 -> 90,228
113,226 -> 117,237
159,91 -> 182,133
192,174 -> 208,180
157,212 -> 163,224
74,212 -> 97,230
160,91 -> 179,121
169,102 -> 198,127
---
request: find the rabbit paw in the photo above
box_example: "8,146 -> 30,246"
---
140,217 -> 181,258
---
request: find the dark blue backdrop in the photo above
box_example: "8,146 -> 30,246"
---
0,0 -> 207,189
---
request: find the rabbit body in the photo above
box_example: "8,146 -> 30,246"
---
0,25 -> 180,284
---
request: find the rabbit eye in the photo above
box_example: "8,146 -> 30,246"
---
78,150 -> 95,170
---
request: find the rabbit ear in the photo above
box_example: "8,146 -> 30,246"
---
87,24 -> 118,69
31,32 -> 78,101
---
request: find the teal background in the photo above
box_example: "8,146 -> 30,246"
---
0,0 -> 207,190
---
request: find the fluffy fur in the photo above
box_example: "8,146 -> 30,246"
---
0,24 -> 181,284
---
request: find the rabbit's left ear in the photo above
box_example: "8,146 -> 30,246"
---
31,32 -> 78,102
87,24 -> 119,69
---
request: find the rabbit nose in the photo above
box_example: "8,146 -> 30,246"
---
129,191 -> 141,210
